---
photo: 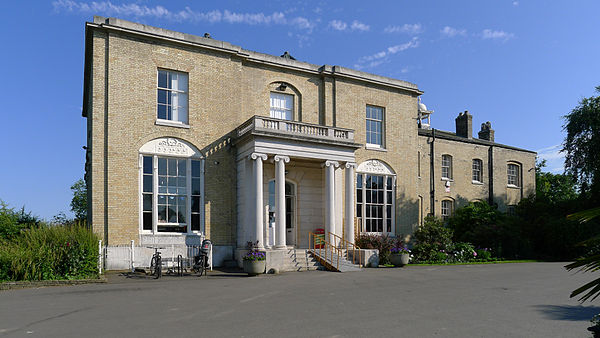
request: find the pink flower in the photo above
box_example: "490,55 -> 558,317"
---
473,251 -> 477,256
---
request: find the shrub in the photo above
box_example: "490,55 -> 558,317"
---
355,233 -> 396,264
412,216 -> 454,263
0,224 -> 99,281
450,242 -> 476,263
475,247 -> 493,261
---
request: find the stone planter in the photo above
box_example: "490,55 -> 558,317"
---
243,260 -> 266,276
390,253 -> 410,267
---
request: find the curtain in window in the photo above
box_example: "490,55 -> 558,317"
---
270,93 -> 293,120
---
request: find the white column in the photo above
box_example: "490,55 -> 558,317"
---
250,153 -> 267,249
274,155 -> 290,249
324,160 -> 339,238
335,167 -> 343,238
345,162 -> 356,244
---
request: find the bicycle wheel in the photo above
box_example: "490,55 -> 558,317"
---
150,256 -> 157,277
198,256 -> 205,277
155,256 -> 162,279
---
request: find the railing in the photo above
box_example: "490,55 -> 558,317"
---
237,115 -> 355,143
308,231 -> 341,271
308,231 -> 363,271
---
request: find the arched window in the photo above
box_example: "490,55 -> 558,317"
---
139,138 -> 204,234
507,163 -> 521,187
355,160 -> 396,235
442,154 -> 453,180
472,159 -> 483,183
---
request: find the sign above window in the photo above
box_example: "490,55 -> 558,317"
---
357,159 -> 395,175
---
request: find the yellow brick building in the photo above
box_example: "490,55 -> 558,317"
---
82,17 -> 535,268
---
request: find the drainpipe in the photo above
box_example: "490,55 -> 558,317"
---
488,146 -> 494,206
430,129 -> 436,216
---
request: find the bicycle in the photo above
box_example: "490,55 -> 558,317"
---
192,239 -> 212,277
149,247 -> 163,279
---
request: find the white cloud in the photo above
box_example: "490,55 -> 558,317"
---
384,23 -> 423,34
536,144 -> 566,173
350,20 -> 370,32
440,26 -> 467,37
481,29 -> 515,41
328,19 -> 369,32
355,37 -> 419,69
52,1 -> 315,30
328,20 -> 347,31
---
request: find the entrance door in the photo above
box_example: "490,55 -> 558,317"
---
268,180 -> 296,246
285,182 -> 296,246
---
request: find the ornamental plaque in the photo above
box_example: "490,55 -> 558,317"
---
156,138 -> 188,156
357,159 -> 394,175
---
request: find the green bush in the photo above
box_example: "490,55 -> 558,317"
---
412,216 -> 454,263
450,242 -> 476,263
355,233 -> 397,264
0,224 -> 99,281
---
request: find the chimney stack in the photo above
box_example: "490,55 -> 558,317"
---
455,111 -> 472,138
478,121 -> 495,142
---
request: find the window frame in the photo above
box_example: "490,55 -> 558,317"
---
441,154 -> 453,180
507,163 -> 521,187
356,173 -> 395,235
269,92 -> 294,121
441,199 -> 454,221
472,159 -> 483,183
139,154 -> 204,235
365,105 -> 385,148
157,69 -> 189,125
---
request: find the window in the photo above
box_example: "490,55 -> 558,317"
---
441,199 -> 453,221
366,105 -> 384,147
441,155 -> 453,180
157,69 -> 188,124
356,174 -> 394,234
270,92 -> 293,120
472,159 -> 483,183
507,163 -> 520,187
506,205 -> 517,216
142,155 -> 202,233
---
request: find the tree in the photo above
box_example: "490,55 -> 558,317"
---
70,179 -> 87,221
536,159 -> 578,204
563,86 -> 600,202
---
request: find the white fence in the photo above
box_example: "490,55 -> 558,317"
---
98,240 -> 213,273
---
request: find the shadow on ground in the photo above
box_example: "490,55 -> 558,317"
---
534,304 -> 600,321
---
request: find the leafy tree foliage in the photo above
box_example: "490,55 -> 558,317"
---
536,160 -> 578,204
563,86 -> 600,202
70,179 -> 87,221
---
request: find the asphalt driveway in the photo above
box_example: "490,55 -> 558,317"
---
0,263 -> 597,337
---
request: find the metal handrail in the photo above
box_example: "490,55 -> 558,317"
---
327,232 -> 363,268
308,231 -> 341,271
308,231 -> 363,271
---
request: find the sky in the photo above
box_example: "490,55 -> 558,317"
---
0,0 -> 599,219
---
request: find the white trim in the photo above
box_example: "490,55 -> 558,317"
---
155,119 -> 190,129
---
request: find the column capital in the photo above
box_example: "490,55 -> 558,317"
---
249,153 -> 267,161
274,155 -> 290,163
323,160 -> 340,168
344,162 -> 357,169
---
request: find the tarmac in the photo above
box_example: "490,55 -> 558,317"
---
0,262 -> 596,337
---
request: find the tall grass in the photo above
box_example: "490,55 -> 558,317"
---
0,224 -> 99,281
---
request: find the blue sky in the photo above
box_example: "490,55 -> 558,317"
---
0,0 -> 599,219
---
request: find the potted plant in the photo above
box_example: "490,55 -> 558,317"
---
390,245 -> 411,267
242,241 -> 266,276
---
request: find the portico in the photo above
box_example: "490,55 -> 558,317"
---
235,116 -> 361,250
